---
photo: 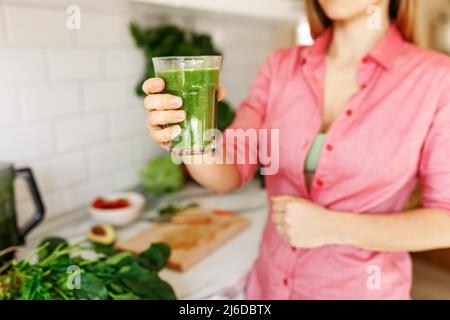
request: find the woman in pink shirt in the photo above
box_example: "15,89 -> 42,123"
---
142,0 -> 450,299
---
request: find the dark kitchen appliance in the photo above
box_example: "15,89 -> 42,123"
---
0,162 -> 45,262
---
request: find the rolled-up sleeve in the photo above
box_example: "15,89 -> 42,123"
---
419,83 -> 450,213
219,53 -> 275,187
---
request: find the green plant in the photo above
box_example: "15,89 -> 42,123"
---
0,238 -> 176,300
130,23 -> 235,131
140,154 -> 185,194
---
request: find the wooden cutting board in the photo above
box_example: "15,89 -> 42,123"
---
116,208 -> 250,272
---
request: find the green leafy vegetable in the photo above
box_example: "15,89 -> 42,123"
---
138,242 -> 171,272
75,273 -> 108,300
140,154 -> 185,194
91,242 -> 116,256
119,264 -> 175,300
38,237 -> 68,262
0,239 -> 176,300
158,202 -> 199,217
110,292 -> 140,300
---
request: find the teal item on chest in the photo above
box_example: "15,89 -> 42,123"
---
305,133 -> 326,173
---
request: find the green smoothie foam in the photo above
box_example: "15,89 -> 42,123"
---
156,68 -> 219,153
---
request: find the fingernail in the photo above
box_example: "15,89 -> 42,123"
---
152,78 -> 164,88
175,110 -> 186,120
170,125 -> 181,139
170,97 -> 182,107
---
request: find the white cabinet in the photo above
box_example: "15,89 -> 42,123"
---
132,0 -> 305,22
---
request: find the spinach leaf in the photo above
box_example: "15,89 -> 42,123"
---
45,256 -> 74,273
91,243 -> 116,256
106,282 -> 127,295
119,264 -> 176,300
138,242 -> 171,272
74,273 -> 108,300
105,252 -> 134,267
110,292 -> 140,300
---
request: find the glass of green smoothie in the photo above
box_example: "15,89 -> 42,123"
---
152,56 -> 222,155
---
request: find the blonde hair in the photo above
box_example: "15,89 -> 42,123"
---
305,0 -> 416,43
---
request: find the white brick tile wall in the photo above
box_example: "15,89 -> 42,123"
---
55,114 -> 107,152
0,48 -> 46,85
46,48 -> 102,80
105,48 -> 145,78
87,140 -> 132,177
15,197 -> 34,228
0,5 -> 5,44
41,190 -> 70,217
0,124 -> 54,161
83,79 -> 133,111
13,178 -> 31,202
32,151 -> 87,193
4,5 -> 71,45
19,83 -> 80,122
74,13 -> 133,47
131,136 -> 162,167
66,176 -> 116,209
0,87 -> 20,126
113,166 -> 140,190
193,16 -> 275,107
16,186 -> 69,219
108,107 -> 147,139
11,0 -> 129,13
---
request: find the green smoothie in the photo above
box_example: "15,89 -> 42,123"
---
155,68 -> 219,153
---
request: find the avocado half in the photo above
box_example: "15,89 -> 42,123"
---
87,224 -> 117,245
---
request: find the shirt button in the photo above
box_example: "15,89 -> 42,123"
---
316,179 -> 324,187
326,144 -> 333,151
362,56 -> 370,64
291,246 -> 297,253
346,109 -> 353,116
283,278 -> 289,286
361,83 -> 368,90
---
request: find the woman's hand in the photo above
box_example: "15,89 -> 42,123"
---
271,196 -> 344,249
142,77 -> 225,149
141,77 -> 238,193
272,196 -> 450,252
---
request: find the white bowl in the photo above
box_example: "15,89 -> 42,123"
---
89,192 -> 145,227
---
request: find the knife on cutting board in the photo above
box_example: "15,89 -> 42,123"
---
145,213 -> 212,224
143,204 -> 266,224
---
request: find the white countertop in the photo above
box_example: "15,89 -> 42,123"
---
18,181 -> 268,300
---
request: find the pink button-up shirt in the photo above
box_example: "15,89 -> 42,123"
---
224,24 -> 450,299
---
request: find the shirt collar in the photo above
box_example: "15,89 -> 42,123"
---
368,22 -> 405,69
301,22 -> 405,70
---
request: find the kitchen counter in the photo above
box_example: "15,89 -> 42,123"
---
14,180 -> 450,300
18,181 -> 269,300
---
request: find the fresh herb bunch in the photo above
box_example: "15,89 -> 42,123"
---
129,23 -> 235,131
158,202 -> 199,217
0,237 -> 176,300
